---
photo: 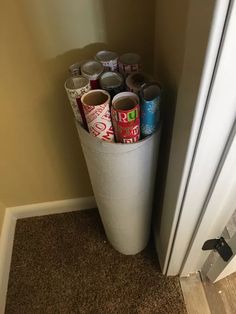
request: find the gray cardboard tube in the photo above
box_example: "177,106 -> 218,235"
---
76,121 -> 160,255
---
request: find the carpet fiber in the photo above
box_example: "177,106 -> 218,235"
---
6,209 -> 186,313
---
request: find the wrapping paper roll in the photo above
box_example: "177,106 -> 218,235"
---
113,91 -> 139,104
81,89 -> 114,142
112,92 -> 140,143
81,60 -> 104,89
95,50 -> 118,71
126,72 -> 150,95
68,62 -> 81,76
64,76 -> 91,127
99,71 -> 124,98
118,53 -> 141,75
140,83 -> 161,137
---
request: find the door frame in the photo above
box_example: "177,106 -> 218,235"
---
178,0 -> 236,277
157,0 -> 235,276
182,120 -> 236,278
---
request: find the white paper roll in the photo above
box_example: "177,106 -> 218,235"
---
76,121 -> 160,254
64,76 -> 91,123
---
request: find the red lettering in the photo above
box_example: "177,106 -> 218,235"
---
130,125 -> 139,136
102,125 -> 114,141
94,122 -> 106,132
90,127 -> 99,137
102,131 -> 114,141
90,122 -> 106,137
130,64 -> 138,72
133,135 -> 140,142
102,110 -> 111,121
83,105 -> 94,113
118,112 -> 128,122
123,138 -> 133,143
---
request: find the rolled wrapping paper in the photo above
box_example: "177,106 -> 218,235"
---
118,53 -> 141,76
112,91 -> 139,107
126,72 -> 151,95
140,83 -> 162,137
111,92 -> 140,143
81,60 -> 104,89
81,89 -> 114,142
68,62 -> 81,77
64,76 -> 91,127
95,50 -> 118,71
99,71 -> 124,98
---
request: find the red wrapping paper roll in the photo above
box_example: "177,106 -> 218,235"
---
118,53 -> 141,76
126,72 -> 150,95
81,89 -> 114,142
95,50 -> 118,71
111,92 -> 140,143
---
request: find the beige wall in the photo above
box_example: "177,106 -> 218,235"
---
153,0 -> 190,211
154,0 -> 189,90
0,0 -> 156,207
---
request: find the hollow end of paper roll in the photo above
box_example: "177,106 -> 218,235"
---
81,60 -> 104,77
68,62 -> 81,74
112,92 -> 139,105
143,85 -> 161,101
82,90 -> 110,106
127,72 -> 149,86
100,72 -> 123,88
65,76 -> 89,90
96,50 -> 118,62
113,97 -> 137,111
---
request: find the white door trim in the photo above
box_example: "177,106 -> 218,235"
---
178,0 -> 236,276
168,0 -> 236,276
159,0 -> 230,275
182,120 -> 236,277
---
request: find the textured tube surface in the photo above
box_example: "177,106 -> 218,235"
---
76,122 -> 160,254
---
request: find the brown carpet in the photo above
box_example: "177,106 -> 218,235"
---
6,209 -> 186,314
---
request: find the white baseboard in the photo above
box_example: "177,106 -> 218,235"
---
0,196 -> 96,313
0,210 -> 16,314
9,196 -> 96,219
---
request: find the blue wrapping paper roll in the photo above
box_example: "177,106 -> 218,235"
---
140,83 -> 161,137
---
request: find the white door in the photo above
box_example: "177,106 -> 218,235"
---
182,120 -> 236,282
179,0 -> 236,281
155,0 -> 236,276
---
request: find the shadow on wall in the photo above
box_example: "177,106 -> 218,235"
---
101,0 -> 156,73
3,0 -> 183,203
0,0 -> 155,205
19,0 -> 157,199
152,0 -> 190,218
42,0 -> 157,180
40,43 -> 110,196
44,44 -> 108,155
41,19 -> 156,195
